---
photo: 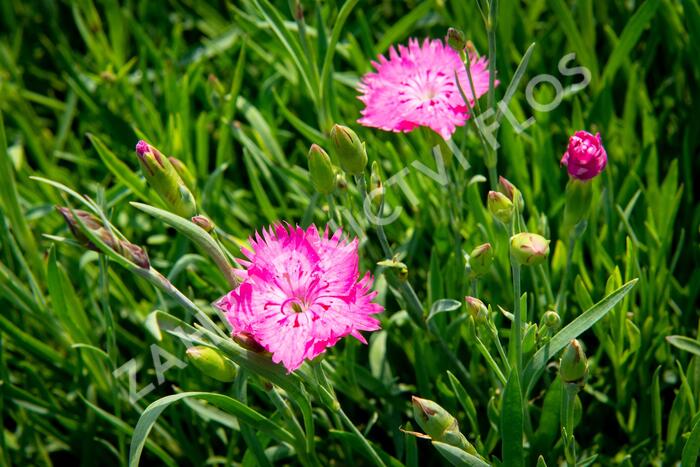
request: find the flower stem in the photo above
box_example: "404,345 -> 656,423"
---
555,220 -> 587,316
511,261 -> 522,375
561,383 -> 579,466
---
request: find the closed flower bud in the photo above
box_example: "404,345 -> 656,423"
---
510,232 -> 550,266
542,310 -> 561,329
191,215 -> 215,233
307,144 -> 336,195
135,140 -> 197,218
168,157 -> 197,195
498,176 -> 524,212
465,296 -> 488,324
232,332 -> 267,353
487,191 -> 513,225
330,124 -> 367,175
121,241 -> 150,269
446,27 -> 467,52
561,131 -> 607,180
411,396 -> 474,453
469,243 -> 493,277
56,207 -> 116,251
369,161 -> 384,210
563,178 -> 593,229
186,346 -> 237,382
559,339 -> 589,385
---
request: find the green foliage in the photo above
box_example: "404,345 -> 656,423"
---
1,0 -> 699,466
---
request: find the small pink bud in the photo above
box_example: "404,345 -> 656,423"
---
561,131 -> 607,180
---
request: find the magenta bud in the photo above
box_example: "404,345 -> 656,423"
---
561,131 -> 607,180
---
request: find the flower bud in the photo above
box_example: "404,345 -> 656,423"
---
498,176 -> 524,212
56,207 -> 150,268
56,207 -> 117,251
446,27 -> 466,52
411,396 -> 473,453
186,346 -> 237,382
232,332 -> 267,353
542,310 -> 561,329
135,140 -> 197,218
487,191 -> 513,225
307,144 -> 336,195
168,157 -> 197,195
369,161 -> 384,210
465,296 -> 488,324
559,339 -> 589,385
562,178 -> 593,229
561,131 -> 607,180
469,243 -> 493,277
120,241 -> 150,269
191,215 -> 215,233
330,124 -> 367,175
510,232 -> 550,266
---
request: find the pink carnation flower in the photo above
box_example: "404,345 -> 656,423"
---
357,38 -> 494,140
561,131 -> 607,180
215,224 -> 383,372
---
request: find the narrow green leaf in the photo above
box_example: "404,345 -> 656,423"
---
501,372 -> 524,467
426,299 -> 462,322
601,0 -> 661,85
129,392 -> 296,467
683,417 -> 700,467
87,133 -> 150,201
431,441 -> 489,467
523,279 -> 637,395
666,335 -> 700,357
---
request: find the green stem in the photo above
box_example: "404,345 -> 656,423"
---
511,262 -> 522,375
487,321 -> 511,375
474,334 -> 506,385
555,221 -> 587,316
561,383 -> 579,466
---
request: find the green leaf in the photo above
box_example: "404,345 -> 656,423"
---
426,299 -> 462,322
87,133 -> 150,201
431,441 -> 489,467
601,0 -> 661,85
501,372 -> 524,467
683,417 -> 700,467
522,279 -> 637,395
446,371 -> 479,435
666,335 -> 700,357
547,0 -> 599,80
129,392 -> 297,467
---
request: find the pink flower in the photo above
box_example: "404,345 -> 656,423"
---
215,224 -> 383,372
357,38 -> 494,140
561,131 -> 607,180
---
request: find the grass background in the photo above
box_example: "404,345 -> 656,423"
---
1,0 -> 699,465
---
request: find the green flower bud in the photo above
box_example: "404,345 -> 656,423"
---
542,310 -> 561,329
369,161 -> 384,210
465,296 -> 488,324
307,144 -> 336,195
469,243 -> 493,277
510,232 -> 550,266
168,156 -> 197,195
446,27 -> 467,52
487,191 -> 513,225
563,178 -> 593,229
411,396 -> 474,453
135,140 -> 197,218
330,124 -> 367,175
191,215 -> 215,233
559,339 -> 589,385
499,176 -> 524,212
186,346 -> 237,382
